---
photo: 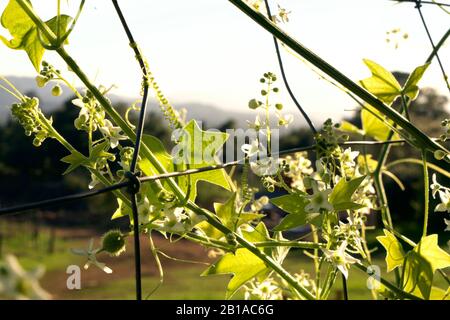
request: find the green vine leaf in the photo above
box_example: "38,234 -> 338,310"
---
360,59 -> 402,105
271,193 -> 308,231
197,193 -> 263,239
87,142 -> 114,167
60,143 -> 113,175
361,104 -> 397,141
43,15 -> 73,45
0,1 -> 73,71
377,229 -> 405,272
329,175 -> 366,211
0,0 -> 44,71
401,234 -> 450,300
402,63 -> 430,101
139,133 -> 230,203
175,120 -> 231,199
60,151 -> 88,175
413,234 -> 450,273
241,222 -> 269,243
402,250 -> 433,300
111,197 -> 131,220
339,121 -> 364,135
0,0 -> 34,49
201,223 -> 269,298
202,248 -> 267,299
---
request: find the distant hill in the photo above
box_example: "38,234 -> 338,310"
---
0,76 -> 254,128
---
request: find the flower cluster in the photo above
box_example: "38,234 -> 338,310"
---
431,174 -> 450,214
35,61 -> 63,96
439,118 -> 450,142
11,97 -> 52,147
242,72 -> 294,180
247,72 -> 293,130
72,90 -> 106,133
244,279 -> 283,300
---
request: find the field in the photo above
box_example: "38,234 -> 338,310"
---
3,222 -> 448,300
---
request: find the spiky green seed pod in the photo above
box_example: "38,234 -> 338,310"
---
101,230 -> 126,257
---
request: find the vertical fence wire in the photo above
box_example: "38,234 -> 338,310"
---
0,0 -> 448,301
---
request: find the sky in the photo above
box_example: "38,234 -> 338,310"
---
0,0 -> 449,127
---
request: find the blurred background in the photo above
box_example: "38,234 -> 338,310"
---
0,0 -> 449,299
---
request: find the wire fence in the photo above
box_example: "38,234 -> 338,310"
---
0,0 -> 448,300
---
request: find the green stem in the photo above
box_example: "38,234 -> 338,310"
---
427,28 -> 450,63
14,0 -> 316,299
386,158 -> 450,178
145,232 -> 164,299
422,150 -> 430,237
228,0 -> 448,155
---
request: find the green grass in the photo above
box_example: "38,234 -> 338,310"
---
65,266 -> 239,300
60,256 -> 389,300
1,223 -> 449,300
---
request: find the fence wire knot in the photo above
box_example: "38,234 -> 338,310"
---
125,171 -> 142,195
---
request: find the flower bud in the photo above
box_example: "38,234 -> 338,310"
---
434,150 -> 447,160
51,85 -> 63,97
248,99 -> 262,110
35,75 -> 48,88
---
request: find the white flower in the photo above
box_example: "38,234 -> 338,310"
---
71,239 -> 112,274
137,196 -> 157,224
246,115 -> 263,130
340,148 -> 359,168
430,174 -> 441,198
245,279 -> 282,300
276,112 -> 293,128
241,140 -> 260,157
305,180 -> 333,213
250,156 -> 279,176
155,205 -> 204,234
88,172 -> 100,189
71,98 -> 86,109
435,190 -> 450,213
322,241 -> 360,279
99,119 -> 127,148
0,255 -> 51,300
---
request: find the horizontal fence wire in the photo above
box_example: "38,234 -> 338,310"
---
0,139 -> 413,217
1,0 -> 448,301
389,0 -> 450,7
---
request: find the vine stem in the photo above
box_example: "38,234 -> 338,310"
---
422,149 -> 430,237
14,0 -> 316,300
228,0 -> 448,155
